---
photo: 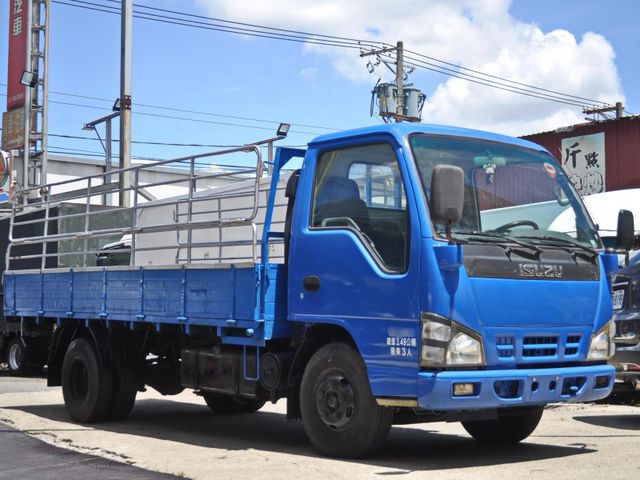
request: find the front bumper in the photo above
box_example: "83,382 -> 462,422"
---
417,364 -> 614,410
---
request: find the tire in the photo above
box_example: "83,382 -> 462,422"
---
6,337 -> 46,376
106,333 -> 141,421
300,342 -> 394,458
6,338 -> 28,375
202,392 -> 266,414
462,407 -> 544,444
61,338 -> 114,423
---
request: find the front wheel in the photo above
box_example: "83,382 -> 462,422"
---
462,407 -> 544,444
300,342 -> 393,458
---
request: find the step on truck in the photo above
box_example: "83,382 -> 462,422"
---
2,124 -> 631,458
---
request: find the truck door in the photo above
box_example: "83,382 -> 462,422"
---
288,140 -> 421,395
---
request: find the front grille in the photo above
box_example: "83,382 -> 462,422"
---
565,335 -> 582,356
496,336 -> 515,358
522,336 -> 558,358
494,334 -> 582,361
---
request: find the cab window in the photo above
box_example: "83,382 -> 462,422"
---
310,143 -> 409,272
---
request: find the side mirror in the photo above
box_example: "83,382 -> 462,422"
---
616,209 -> 635,251
430,165 -> 464,237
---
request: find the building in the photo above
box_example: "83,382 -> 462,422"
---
522,115 -> 640,195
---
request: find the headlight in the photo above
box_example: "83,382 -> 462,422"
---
587,320 -> 616,361
420,313 -> 485,368
447,332 -> 483,365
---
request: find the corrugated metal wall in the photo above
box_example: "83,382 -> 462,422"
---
521,116 -> 640,191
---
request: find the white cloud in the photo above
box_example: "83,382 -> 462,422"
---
298,67 -> 318,80
196,0 -> 624,136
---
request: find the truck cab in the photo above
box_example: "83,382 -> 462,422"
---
285,124 -> 616,417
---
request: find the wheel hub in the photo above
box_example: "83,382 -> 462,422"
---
315,374 -> 356,431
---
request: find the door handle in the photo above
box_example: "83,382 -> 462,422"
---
303,275 -> 321,292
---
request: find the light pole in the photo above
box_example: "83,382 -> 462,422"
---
83,110 -> 120,205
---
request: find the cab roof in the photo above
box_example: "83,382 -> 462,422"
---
309,123 -> 547,153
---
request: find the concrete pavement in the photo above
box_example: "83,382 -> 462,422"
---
1,374 -> 639,480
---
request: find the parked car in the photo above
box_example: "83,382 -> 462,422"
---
611,249 -> 640,390
579,189 -> 640,391
550,188 -> 640,392
95,234 -> 132,266
580,189 -> 640,251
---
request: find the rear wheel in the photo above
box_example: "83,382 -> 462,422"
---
107,332 -> 141,421
300,342 -> 393,458
462,407 -> 544,444
6,338 -> 27,375
202,392 -> 265,414
6,337 -> 43,375
61,338 -> 114,423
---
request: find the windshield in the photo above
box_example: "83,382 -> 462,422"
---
410,134 -> 601,249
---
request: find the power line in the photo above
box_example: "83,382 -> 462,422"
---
0,83 -> 337,133
380,52 -> 595,109
48,90 -> 336,131
49,132 -> 241,148
104,0 -> 382,45
52,0 -> 616,110
41,98 -> 325,135
403,49 -> 613,108
54,0 -> 376,50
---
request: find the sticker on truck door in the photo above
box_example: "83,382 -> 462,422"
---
386,336 -> 417,357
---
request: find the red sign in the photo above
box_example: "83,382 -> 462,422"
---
7,0 -> 28,110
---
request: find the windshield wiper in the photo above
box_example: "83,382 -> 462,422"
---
515,235 -> 598,260
452,231 -> 542,257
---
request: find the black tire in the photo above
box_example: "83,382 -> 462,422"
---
6,337 -> 44,375
300,342 -> 393,458
6,338 -> 28,375
462,407 -> 544,444
61,338 -> 114,423
106,333 -> 141,421
202,392 -> 266,414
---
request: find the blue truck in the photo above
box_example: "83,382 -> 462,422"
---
2,123 -> 630,458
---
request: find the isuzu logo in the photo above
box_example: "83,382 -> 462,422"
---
518,263 -> 563,278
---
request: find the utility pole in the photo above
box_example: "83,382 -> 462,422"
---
361,40 -> 423,123
395,41 -> 403,121
583,102 -> 624,121
119,0 -> 132,207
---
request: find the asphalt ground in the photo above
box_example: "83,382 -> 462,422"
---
0,372 -> 639,480
0,420 -> 179,480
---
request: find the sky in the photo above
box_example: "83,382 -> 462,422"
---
1,0 -> 638,165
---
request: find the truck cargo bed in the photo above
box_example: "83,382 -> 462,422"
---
4,263 -> 288,346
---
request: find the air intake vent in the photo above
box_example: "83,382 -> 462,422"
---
496,336 -> 515,358
522,336 -> 558,358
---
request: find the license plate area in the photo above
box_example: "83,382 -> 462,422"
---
613,285 -> 626,310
